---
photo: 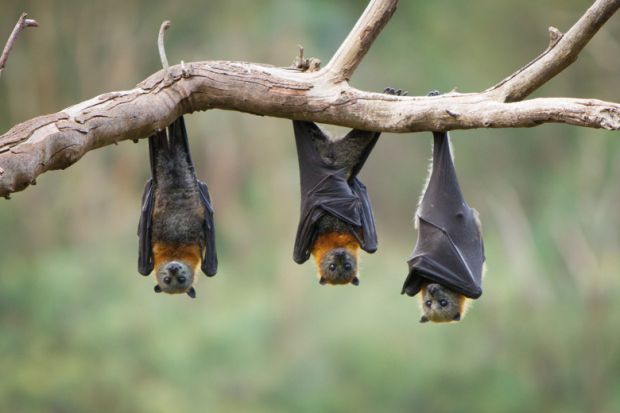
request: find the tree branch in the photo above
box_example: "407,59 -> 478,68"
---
320,0 -> 398,82
486,0 -> 620,102
0,12 -> 38,79
0,0 -> 619,198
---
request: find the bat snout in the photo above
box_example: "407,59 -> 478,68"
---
167,262 -> 182,275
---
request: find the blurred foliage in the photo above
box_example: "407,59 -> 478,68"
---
1,0 -> 620,412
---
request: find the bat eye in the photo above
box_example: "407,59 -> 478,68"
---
344,263 -> 352,271
439,299 -> 448,307
163,276 -> 172,285
177,276 -> 186,284
328,263 -> 336,271
425,300 -> 432,308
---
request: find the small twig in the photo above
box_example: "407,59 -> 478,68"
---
0,13 -> 39,78
292,44 -> 321,72
158,20 -> 171,78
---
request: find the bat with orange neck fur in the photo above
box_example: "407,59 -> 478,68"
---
138,116 -> 217,298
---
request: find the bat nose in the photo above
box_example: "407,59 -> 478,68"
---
168,263 -> 182,275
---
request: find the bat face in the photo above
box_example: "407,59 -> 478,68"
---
154,260 -> 196,296
318,248 -> 359,286
419,283 -> 467,323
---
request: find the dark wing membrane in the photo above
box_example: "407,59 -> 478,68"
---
403,131 -> 484,299
138,130 -> 168,275
198,181 -> 218,276
350,177 -> 377,253
137,178 -> 155,275
403,217 -> 482,298
293,207 -> 321,264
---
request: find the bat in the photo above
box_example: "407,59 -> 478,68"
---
402,128 -> 485,322
137,116 -> 217,298
292,120 -> 378,286
292,87 -> 407,286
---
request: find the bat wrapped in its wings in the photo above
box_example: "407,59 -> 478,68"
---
292,121 -> 379,265
138,116 -> 217,298
402,131 -> 485,300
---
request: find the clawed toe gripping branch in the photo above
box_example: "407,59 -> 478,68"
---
1,0 -> 619,198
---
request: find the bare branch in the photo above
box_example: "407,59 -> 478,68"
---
487,0 -> 620,102
320,0 -> 398,82
0,0 -> 618,198
0,12 -> 39,78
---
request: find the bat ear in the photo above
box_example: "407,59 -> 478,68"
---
452,312 -> 461,321
351,277 -> 360,286
187,287 -> 196,299
419,315 -> 429,323
154,285 -> 162,293
319,277 -> 327,285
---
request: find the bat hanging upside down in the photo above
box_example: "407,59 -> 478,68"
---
137,116 -> 218,298
293,87 -> 407,286
401,92 -> 485,322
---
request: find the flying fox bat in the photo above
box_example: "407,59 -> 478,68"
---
137,116 -> 217,298
293,87 -> 407,286
402,126 -> 485,322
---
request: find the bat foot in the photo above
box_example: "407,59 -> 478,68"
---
383,87 -> 408,96
427,90 -> 441,97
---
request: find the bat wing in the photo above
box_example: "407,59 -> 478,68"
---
292,121 -> 378,263
137,128 -> 170,276
198,180 -> 218,276
402,131 -> 484,299
137,177 -> 155,275
350,177 -> 377,253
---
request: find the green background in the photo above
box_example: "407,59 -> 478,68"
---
1,0 -> 620,412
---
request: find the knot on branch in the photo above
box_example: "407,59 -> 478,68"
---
547,26 -> 563,50
292,45 -> 321,72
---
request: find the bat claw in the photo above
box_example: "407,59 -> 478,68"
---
187,287 -> 196,299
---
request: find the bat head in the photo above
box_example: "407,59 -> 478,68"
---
154,260 -> 196,296
318,247 -> 358,286
419,283 -> 467,323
